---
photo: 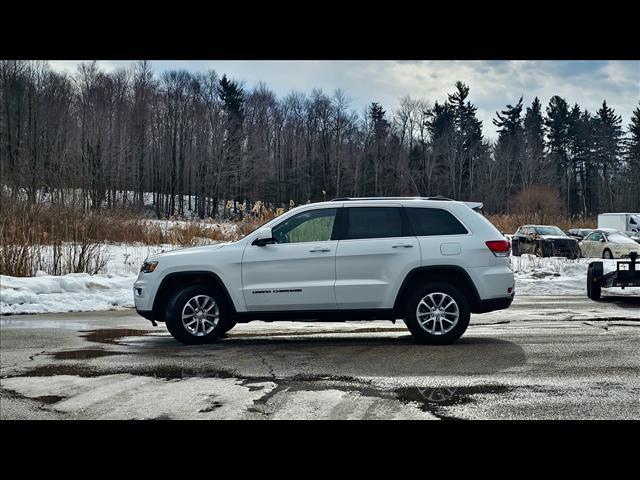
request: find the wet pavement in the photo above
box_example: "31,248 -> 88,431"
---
1,295 -> 638,420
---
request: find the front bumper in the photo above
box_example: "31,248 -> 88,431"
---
546,240 -> 580,258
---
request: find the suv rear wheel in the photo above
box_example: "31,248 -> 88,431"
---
403,282 -> 470,345
165,285 -> 233,344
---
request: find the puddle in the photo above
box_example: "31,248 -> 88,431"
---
81,329 -> 152,345
50,349 -> 126,360
12,363 -> 237,380
33,395 -> 66,404
13,364 -> 100,377
395,384 -> 513,419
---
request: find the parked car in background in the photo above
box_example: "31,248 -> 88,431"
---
625,231 -> 640,244
598,213 -> 640,234
567,228 -> 594,241
511,225 -> 580,258
579,228 -> 640,259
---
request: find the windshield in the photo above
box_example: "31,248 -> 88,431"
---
533,226 -> 566,236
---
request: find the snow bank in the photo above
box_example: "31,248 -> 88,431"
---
0,272 -> 137,314
1,243 -> 180,315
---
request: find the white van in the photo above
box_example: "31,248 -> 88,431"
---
598,213 -> 640,233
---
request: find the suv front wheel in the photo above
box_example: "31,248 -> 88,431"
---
165,285 -> 233,344
403,282 -> 470,345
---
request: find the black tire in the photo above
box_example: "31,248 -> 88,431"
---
587,262 -> 602,301
511,240 -> 520,256
164,285 -> 233,345
403,282 -> 470,345
602,249 -> 613,259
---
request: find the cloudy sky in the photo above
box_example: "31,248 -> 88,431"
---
50,60 -> 639,139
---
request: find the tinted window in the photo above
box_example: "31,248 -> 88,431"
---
272,208 -> 337,243
405,207 -> 468,236
346,207 -> 403,239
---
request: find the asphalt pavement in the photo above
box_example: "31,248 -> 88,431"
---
1,295 -> 638,420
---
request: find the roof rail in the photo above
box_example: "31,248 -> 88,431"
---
330,196 -> 455,202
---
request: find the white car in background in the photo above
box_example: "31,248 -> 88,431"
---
579,228 -> 640,259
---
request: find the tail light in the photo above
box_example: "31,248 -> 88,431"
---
486,240 -> 511,257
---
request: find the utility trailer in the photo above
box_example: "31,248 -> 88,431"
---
587,251 -> 639,300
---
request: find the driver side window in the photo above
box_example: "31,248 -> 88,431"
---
272,208 -> 337,244
587,232 -> 603,242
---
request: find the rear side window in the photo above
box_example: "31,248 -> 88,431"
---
346,207 -> 403,239
405,207 -> 468,236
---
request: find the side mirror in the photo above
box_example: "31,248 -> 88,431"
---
252,227 -> 275,246
600,238 -> 606,243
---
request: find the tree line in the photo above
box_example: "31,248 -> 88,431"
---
1,60 -> 638,219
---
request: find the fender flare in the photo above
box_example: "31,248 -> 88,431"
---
393,265 -> 482,312
152,270 -> 237,317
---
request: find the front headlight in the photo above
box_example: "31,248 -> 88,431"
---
140,261 -> 158,273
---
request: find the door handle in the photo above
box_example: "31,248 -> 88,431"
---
309,246 -> 331,252
392,243 -> 414,248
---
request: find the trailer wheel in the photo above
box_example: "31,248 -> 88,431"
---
511,240 -> 520,257
587,262 -> 603,301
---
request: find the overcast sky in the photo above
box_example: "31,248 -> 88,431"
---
49,60 -> 639,139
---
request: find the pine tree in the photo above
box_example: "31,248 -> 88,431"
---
569,109 -> 596,215
426,81 -> 484,201
367,102 -> 390,196
626,104 -> 640,207
545,95 -> 572,214
217,75 -> 245,211
493,97 -> 524,212
522,97 -> 547,189
593,100 -> 623,211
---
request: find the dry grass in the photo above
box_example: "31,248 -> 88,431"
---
2,194 -> 597,277
0,197 -> 280,276
485,213 -> 596,235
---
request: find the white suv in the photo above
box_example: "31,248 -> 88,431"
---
134,198 -> 515,345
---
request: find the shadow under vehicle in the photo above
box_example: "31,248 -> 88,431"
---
511,225 -> 580,259
587,251 -> 640,300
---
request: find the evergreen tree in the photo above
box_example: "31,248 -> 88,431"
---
593,100 -> 623,211
426,81 -> 484,201
545,95 -> 573,214
522,97 -> 547,189
366,102 -> 390,196
493,97 -> 524,212
217,75 -> 245,211
569,109 -> 596,215
626,105 -> 640,207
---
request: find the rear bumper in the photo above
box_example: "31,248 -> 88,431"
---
473,294 -> 514,313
